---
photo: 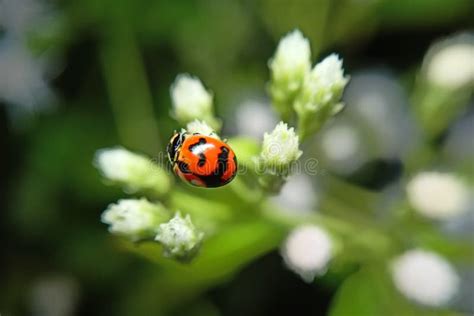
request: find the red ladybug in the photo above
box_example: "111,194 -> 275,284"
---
167,132 -> 238,187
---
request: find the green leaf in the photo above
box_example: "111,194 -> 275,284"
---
168,189 -> 235,232
123,220 -> 285,309
329,265 -> 429,316
329,265 -> 463,316
330,267 -> 387,316
227,137 -> 260,167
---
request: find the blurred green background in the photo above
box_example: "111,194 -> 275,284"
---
1,0 -> 473,315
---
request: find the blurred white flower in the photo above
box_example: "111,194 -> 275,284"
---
281,225 -> 332,282
442,204 -> 474,237
185,119 -> 219,138
170,74 -> 217,127
452,267 -> 474,313
318,121 -> 368,175
269,29 -> 311,91
391,249 -> 460,306
0,0 -> 51,37
260,121 -> 302,170
271,174 -> 318,215
407,172 -> 470,219
95,147 -> 140,182
155,212 -> 204,261
443,110 -> 474,163
30,275 -> 79,316
343,70 -> 418,160
234,99 -> 278,140
424,33 -> 474,90
0,39 -> 53,114
101,198 -> 169,241
94,147 -> 170,195
321,124 -> 360,162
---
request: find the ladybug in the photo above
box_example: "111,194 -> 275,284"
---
167,131 -> 238,187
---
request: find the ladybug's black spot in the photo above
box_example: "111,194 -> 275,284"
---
195,146 -> 231,188
198,156 -> 206,167
189,137 -> 208,168
177,161 -> 191,174
188,138 -> 207,151
216,146 -> 229,175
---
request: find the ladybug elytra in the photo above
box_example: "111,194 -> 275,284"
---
167,132 -> 238,187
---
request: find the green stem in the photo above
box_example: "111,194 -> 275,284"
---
169,189 -> 235,224
261,202 -> 395,257
100,25 -> 161,156
315,0 -> 332,55
229,176 -> 263,204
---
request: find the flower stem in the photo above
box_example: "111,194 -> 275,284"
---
100,25 -> 161,155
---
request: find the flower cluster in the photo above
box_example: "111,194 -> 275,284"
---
95,73 -> 234,262
255,30 -> 350,192
92,29 -> 469,314
269,30 -> 349,141
101,198 -> 169,241
269,30 -> 311,120
95,147 -> 204,261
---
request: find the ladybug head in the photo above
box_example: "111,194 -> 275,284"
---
167,131 -> 187,164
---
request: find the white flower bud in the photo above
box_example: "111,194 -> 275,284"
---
294,54 -> 349,138
101,198 -> 169,241
391,249 -> 460,306
269,30 -> 311,119
155,212 -> 204,261
270,29 -> 311,91
94,147 -> 170,195
260,122 -> 302,172
296,54 -> 349,112
170,74 -> 218,127
281,225 -> 333,282
407,172 -> 470,219
424,33 -> 474,90
185,119 -> 219,139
